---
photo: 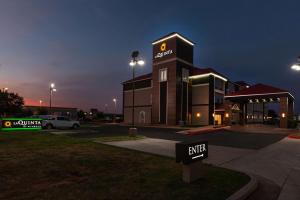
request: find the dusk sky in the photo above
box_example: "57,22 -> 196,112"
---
1,0 -> 300,113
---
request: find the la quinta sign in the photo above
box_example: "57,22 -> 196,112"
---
1,118 -> 42,131
154,42 -> 173,59
176,141 -> 208,164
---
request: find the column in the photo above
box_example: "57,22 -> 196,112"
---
279,97 -> 288,128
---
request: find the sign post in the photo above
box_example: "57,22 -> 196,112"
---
176,141 -> 208,183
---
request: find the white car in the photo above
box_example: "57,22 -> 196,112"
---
37,115 -> 80,129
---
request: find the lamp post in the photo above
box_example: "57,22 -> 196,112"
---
104,104 -> 108,113
113,98 -> 117,113
291,56 -> 300,71
113,98 -> 117,122
129,51 -> 145,135
2,87 -> 8,92
39,100 -> 43,108
49,83 -> 56,114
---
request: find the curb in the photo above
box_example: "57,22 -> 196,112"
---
177,126 -> 230,135
226,174 -> 258,200
288,134 -> 300,139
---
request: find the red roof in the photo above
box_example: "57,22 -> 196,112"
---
123,73 -> 152,84
226,83 -> 291,97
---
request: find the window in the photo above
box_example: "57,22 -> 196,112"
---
57,117 -> 69,121
215,78 -> 224,91
159,69 -> 167,82
57,117 -> 66,121
182,68 -> 189,82
215,93 -> 224,105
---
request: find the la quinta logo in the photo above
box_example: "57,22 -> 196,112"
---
4,121 -> 12,127
154,42 -> 173,59
160,42 -> 166,51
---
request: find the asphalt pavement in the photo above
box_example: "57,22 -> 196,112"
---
62,124 -> 287,150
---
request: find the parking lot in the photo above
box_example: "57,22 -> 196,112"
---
46,124 -> 287,150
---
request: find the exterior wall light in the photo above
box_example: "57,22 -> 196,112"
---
291,56 -> 300,71
196,113 -> 201,118
281,113 -> 286,118
225,113 -> 229,118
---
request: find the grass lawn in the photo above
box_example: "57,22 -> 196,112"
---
0,131 -> 250,200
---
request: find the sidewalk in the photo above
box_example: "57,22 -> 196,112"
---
222,137 -> 300,200
227,124 -> 298,135
102,138 -> 255,167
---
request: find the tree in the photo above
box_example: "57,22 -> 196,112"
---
77,110 -> 85,120
0,91 -> 24,116
21,108 -> 34,117
37,107 -> 48,115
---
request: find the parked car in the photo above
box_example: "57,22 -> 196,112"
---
32,115 -> 80,129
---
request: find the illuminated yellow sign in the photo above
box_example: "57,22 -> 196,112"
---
4,121 -> 12,127
160,43 -> 166,51
154,42 -> 173,59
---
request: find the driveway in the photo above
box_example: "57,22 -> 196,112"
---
69,124 -> 286,150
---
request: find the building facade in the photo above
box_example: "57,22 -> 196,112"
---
122,32 -> 294,127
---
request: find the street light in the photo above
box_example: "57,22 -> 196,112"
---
113,98 -> 117,123
2,87 -> 8,92
104,104 -> 108,113
129,51 -> 145,135
39,100 -> 43,107
113,98 -> 117,113
291,56 -> 300,71
49,83 -> 56,113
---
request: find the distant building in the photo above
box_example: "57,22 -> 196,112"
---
24,105 -> 77,119
122,32 -> 294,128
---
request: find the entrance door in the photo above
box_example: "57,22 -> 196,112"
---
214,114 -> 222,125
160,82 -> 167,123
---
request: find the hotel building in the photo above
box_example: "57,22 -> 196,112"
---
122,33 -> 294,128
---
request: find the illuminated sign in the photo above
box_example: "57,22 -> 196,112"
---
176,141 -> 208,164
1,118 -> 42,131
154,42 -> 173,59
160,42 -> 166,51
231,104 -> 240,111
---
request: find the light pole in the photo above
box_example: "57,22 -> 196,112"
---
104,104 -> 108,113
49,83 -> 56,114
113,98 -> 117,122
113,98 -> 117,113
291,56 -> 300,71
2,87 -> 8,92
129,51 -> 145,135
39,100 -> 43,108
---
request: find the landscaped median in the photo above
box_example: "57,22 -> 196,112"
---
288,132 -> 300,139
0,131 -> 250,200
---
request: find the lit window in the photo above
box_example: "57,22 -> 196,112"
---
159,69 -> 167,82
182,68 -> 189,82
